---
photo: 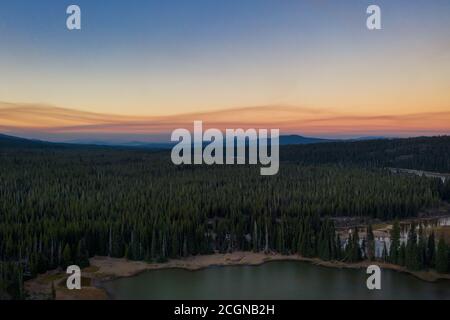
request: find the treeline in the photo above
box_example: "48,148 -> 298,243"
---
388,221 -> 450,273
343,221 -> 450,273
0,136 -> 450,298
0,262 -> 24,300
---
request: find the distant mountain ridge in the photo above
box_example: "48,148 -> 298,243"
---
67,135 -> 335,148
0,133 -> 50,147
0,133 -> 386,149
279,135 -> 334,145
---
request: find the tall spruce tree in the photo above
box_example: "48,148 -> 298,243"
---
345,227 -> 362,262
417,225 -> 427,269
62,244 -> 72,269
436,237 -> 449,273
405,223 -> 420,271
389,220 -> 401,264
427,232 -> 436,268
399,243 -> 406,266
366,224 -> 375,261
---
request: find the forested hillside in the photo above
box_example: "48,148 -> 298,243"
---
283,136 -> 450,172
1,135 -> 450,299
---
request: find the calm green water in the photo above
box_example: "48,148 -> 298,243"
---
102,261 -> 450,300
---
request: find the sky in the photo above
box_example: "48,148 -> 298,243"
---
0,0 -> 449,142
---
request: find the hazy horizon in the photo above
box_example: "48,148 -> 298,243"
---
1,102 -> 450,143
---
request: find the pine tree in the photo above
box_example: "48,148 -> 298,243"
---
253,221 -> 258,252
360,239 -> 367,260
382,242 -> 388,262
389,220 -> 401,264
345,227 -> 362,262
436,237 -> 449,273
405,223 -> 420,271
335,234 -> 342,260
351,227 -> 361,262
427,232 -> 436,268
76,240 -> 89,268
399,243 -> 406,266
318,219 -> 335,261
62,244 -> 72,269
366,224 -> 375,261
417,224 -> 427,269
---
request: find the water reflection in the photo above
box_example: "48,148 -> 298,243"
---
103,261 -> 450,300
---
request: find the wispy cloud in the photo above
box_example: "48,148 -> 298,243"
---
1,101 -> 449,142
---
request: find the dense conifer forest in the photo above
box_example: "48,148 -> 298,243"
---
1,135 -> 450,299
282,136 -> 450,172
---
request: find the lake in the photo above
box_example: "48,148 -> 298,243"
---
102,261 -> 450,300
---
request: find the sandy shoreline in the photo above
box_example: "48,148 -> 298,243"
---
25,251 -> 450,300
91,251 -> 450,283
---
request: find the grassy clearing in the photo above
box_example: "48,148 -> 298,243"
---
435,226 -> 450,243
82,265 -> 100,273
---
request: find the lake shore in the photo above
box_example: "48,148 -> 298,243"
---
90,251 -> 450,283
26,251 -> 450,300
